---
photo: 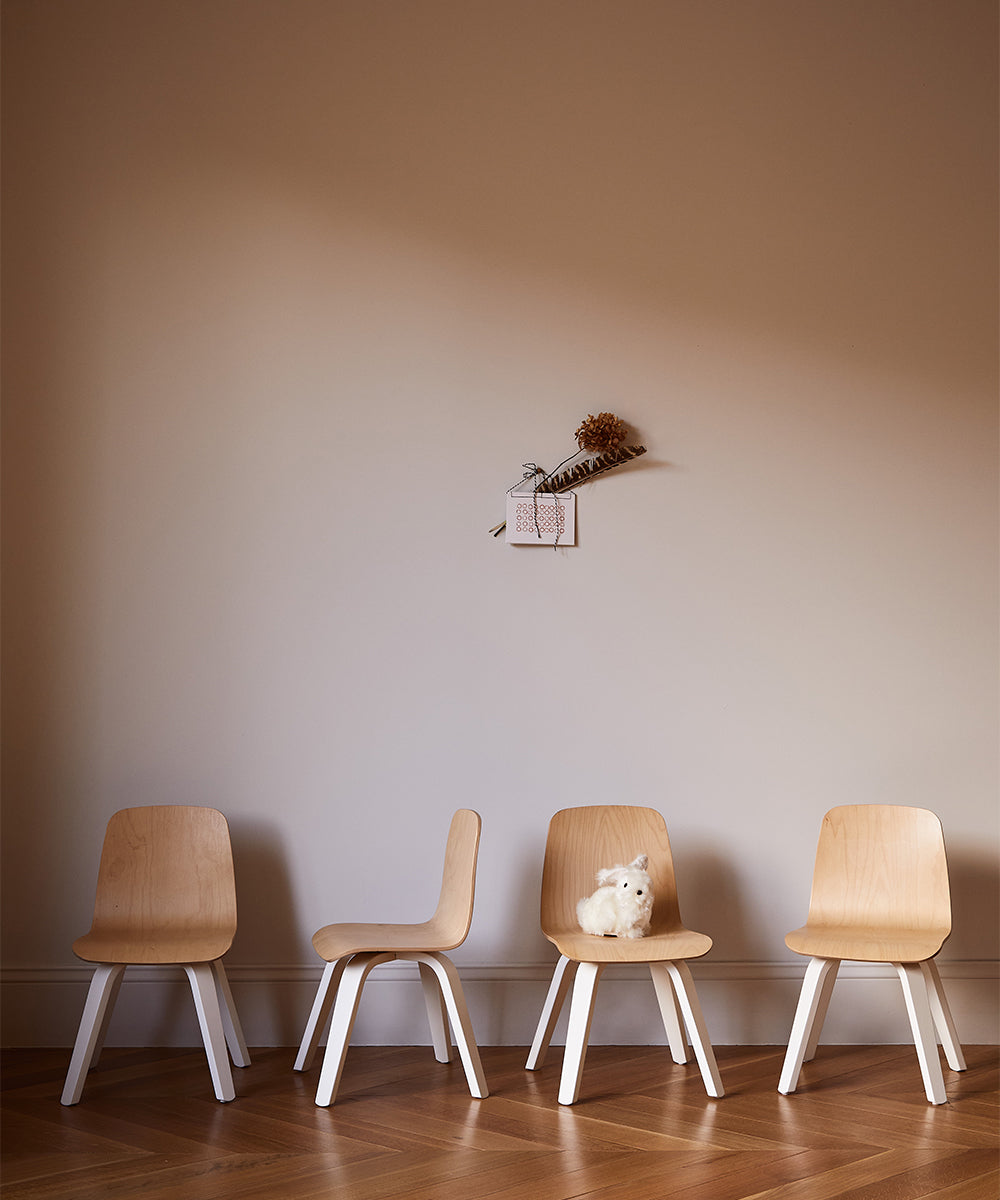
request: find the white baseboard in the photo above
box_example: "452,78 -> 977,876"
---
2,960 -> 997,1048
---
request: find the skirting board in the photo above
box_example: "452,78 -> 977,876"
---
2,960 -> 997,1048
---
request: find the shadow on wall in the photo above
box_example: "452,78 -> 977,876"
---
488,829 -> 553,960
675,846 -> 751,960
946,845 -> 1000,961
227,819 -> 303,1044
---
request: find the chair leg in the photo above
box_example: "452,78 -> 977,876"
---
294,958 -> 349,1072
803,958 -> 839,1062
922,959 -> 966,1072
895,962 -> 947,1104
778,956 -> 839,1095
650,963 -> 688,1065
418,960 -> 452,1064
185,963 -> 236,1102
61,963 -> 127,1105
558,961 -> 603,1105
526,955 -> 577,1070
87,964 -> 126,1072
406,953 -> 488,1099
212,960 -> 250,1068
315,952 -> 394,1107
664,961 -> 724,1098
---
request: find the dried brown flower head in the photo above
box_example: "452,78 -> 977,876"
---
575,412 -> 628,455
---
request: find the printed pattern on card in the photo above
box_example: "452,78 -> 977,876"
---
505,491 -> 576,545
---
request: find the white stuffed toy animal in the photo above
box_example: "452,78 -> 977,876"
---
576,854 -> 653,938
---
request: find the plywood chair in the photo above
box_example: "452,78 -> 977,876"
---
293,808 -> 488,1106
526,805 -> 724,1105
778,804 -> 966,1105
61,805 -> 250,1105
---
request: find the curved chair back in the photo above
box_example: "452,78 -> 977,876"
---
79,805 -> 238,964
540,806 -> 684,939
806,804 -> 951,939
428,808 -> 482,949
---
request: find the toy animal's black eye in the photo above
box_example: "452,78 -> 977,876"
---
637,889 -> 643,895
622,881 -> 627,887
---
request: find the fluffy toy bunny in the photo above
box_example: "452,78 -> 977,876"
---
576,854 -> 654,938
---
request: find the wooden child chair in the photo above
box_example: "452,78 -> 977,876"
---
62,805 -> 249,1104
778,804 -> 966,1104
526,805 -> 724,1105
294,808 -> 488,1106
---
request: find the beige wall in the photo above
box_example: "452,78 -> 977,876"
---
3,0 -> 997,1047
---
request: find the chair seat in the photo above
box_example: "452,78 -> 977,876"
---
548,925 -> 712,964
73,930 -> 234,965
785,923 -> 950,964
312,918 -> 460,962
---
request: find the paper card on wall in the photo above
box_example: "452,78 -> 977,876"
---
505,491 -> 576,545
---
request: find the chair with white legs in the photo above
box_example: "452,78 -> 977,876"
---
526,805 -> 724,1105
778,804 -> 966,1105
61,806 -> 250,1105
294,808 -> 488,1107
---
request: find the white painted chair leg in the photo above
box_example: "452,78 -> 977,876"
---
212,960 -> 250,1068
87,964 -> 126,1072
418,959 -> 452,1064
778,956 -> 838,1096
315,952 -> 394,1107
558,961 -> 603,1105
896,962 -> 947,1104
61,963 -> 126,1105
185,963 -> 236,1102
664,961 -> 724,1098
526,955 -> 577,1071
650,963 -> 688,1065
803,958 -> 839,1062
294,958 -> 349,1072
922,959 -> 966,1072
407,953 -> 488,1099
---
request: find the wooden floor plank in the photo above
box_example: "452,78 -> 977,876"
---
740,1149 -> 964,1200
919,1174 -> 1000,1200
1,1046 -> 995,1200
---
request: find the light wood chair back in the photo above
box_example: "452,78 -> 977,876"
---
804,804 -> 951,949
540,805 -> 684,939
427,808 -> 482,950
76,805 -> 238,965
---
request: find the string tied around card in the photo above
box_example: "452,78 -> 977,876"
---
504,463 -> 565,547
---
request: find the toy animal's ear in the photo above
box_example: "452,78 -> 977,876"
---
631,854 -> 649,871
596,867 -> 613,886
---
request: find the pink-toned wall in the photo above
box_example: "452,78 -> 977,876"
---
3,0 -> 997,1047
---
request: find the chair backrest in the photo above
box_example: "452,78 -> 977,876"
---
806,805 -> 951,935
540,806 -> 685,937
428,808 -> 482,949
86,806 -> 238,961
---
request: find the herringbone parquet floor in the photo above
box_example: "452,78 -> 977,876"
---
2,1044 -> 997,1199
